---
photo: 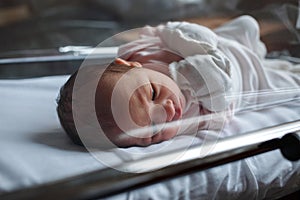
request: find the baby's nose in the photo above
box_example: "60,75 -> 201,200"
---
163,99 -> 175,122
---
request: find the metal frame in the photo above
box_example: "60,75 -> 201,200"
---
1,120 -> 299,200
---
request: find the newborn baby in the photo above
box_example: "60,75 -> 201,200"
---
57,16 -> 300,148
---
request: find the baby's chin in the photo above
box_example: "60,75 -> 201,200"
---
148,126 -> 180,145
112,126 -> 180,147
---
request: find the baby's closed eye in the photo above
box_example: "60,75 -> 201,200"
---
151,84 -> 156,101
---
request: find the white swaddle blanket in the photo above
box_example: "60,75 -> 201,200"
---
159,21 -> 233,112
157,16 -> 300,113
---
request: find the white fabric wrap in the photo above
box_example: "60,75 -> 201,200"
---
158,22 -> 233,111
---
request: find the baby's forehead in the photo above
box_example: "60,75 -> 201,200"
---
115,68 -> 149,84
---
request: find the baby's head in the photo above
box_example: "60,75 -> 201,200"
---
57,58 -> 186,148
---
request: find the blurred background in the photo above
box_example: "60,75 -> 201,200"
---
0,0 -> 299,78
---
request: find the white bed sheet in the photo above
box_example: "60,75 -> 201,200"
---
0,75 -> 300,200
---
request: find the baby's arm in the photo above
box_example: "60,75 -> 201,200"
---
131,50 -> 182,77
118,27 -> 183,76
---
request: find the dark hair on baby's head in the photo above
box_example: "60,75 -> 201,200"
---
56,71 -> 83,145
57,62 -> 133,147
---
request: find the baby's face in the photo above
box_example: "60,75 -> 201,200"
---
111,66 -> 186,146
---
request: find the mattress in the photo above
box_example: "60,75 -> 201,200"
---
0,75 -> 300,200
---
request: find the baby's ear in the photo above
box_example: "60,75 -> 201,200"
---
114,58 -> 142,68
